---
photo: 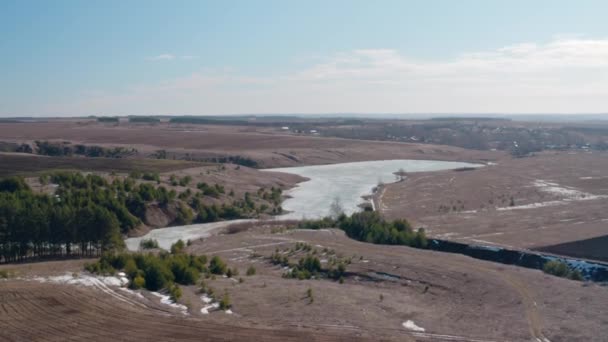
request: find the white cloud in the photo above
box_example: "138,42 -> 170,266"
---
45,37 -> 608,115
147,54 -> 198,61
147,54 -> 175,61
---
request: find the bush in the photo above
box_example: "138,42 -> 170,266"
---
179,176 -> 192,187
175,203 -> 194,225
246,266 -> 256,276
170,239 -> 186,254
168,283 -> 182,301
140,239 -> 159,249
543,260 -> 584,281
124,259 -> 139,279
144,259 -> 172,291
219,292 -> 231,310
132,275 -> 146,289
209,256 -> 227,275
0,177 -> 30,192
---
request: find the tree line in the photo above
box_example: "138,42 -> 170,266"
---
0,171 -> 285,263
0,174 -> 150,263
0,172 -> 197,263
298,209 -> 428,249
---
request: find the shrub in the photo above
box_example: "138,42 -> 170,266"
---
143,259 -> 173,291
246,266 -> 256,276
170,239 -> 186,254
219,292 -> 231,310
209,256 -> 227,275
168,283 -> 182,301
132,275 -> 146,289
569,269 -> 584,281
543,260 -> 584,281
140,239 -> 159,249
179,176 -> 192,187
175,204 -> 194,225
124,259 -> 139,279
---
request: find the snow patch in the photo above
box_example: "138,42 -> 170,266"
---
151,292 -> 188,314
403,320 -> 425,332
459,210 -> 478,214
32,273 -> 129,288
201,303 -> 219,314
225,309 -> 233,314
118,287 -> 145,299
200,294 -> 213,304
533,180 -> 592,198
496,180 -> 607,211
30,273 -> 141,308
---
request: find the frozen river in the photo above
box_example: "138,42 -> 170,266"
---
266,159 -> 483,219
126,159 -> 482,251
125,219 -> 253,251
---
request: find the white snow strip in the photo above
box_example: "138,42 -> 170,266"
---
496,180 -> 607,211
533,180 -> 591,198
118,287 -> 145,299
151,292 -> 188,314
459,210 -> 478,214
403,320 -> 425,332
32,273 -> 128,288
201,303 -> 220,314
200,294 -> 213,304
30,273 -> 144,308
497,200 -> 565,211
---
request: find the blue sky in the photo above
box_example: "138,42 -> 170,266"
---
1,0 -> 608,116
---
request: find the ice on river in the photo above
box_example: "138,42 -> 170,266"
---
125,219 -> 254,251
265,159 -> 483,220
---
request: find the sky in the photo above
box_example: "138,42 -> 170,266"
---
1,0 -> 608,117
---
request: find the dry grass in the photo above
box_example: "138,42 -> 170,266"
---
0,153 -> 203,176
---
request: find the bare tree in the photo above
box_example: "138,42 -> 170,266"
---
329,197 -> 344,219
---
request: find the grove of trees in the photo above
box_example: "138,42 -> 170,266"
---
298,209 -> 428,249
0,173 -> 182,263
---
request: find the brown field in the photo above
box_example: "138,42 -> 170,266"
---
2,118 -> 607,341
378,151 -> 608,258
2,224 -> 607,342
0,153 -> 202,176
0,121 -> 498,167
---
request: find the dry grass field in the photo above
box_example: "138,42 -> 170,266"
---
379,151 -> 608,260
2,224 -> 606,342
0,153 -> 202,176
0,121 -> 499,167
